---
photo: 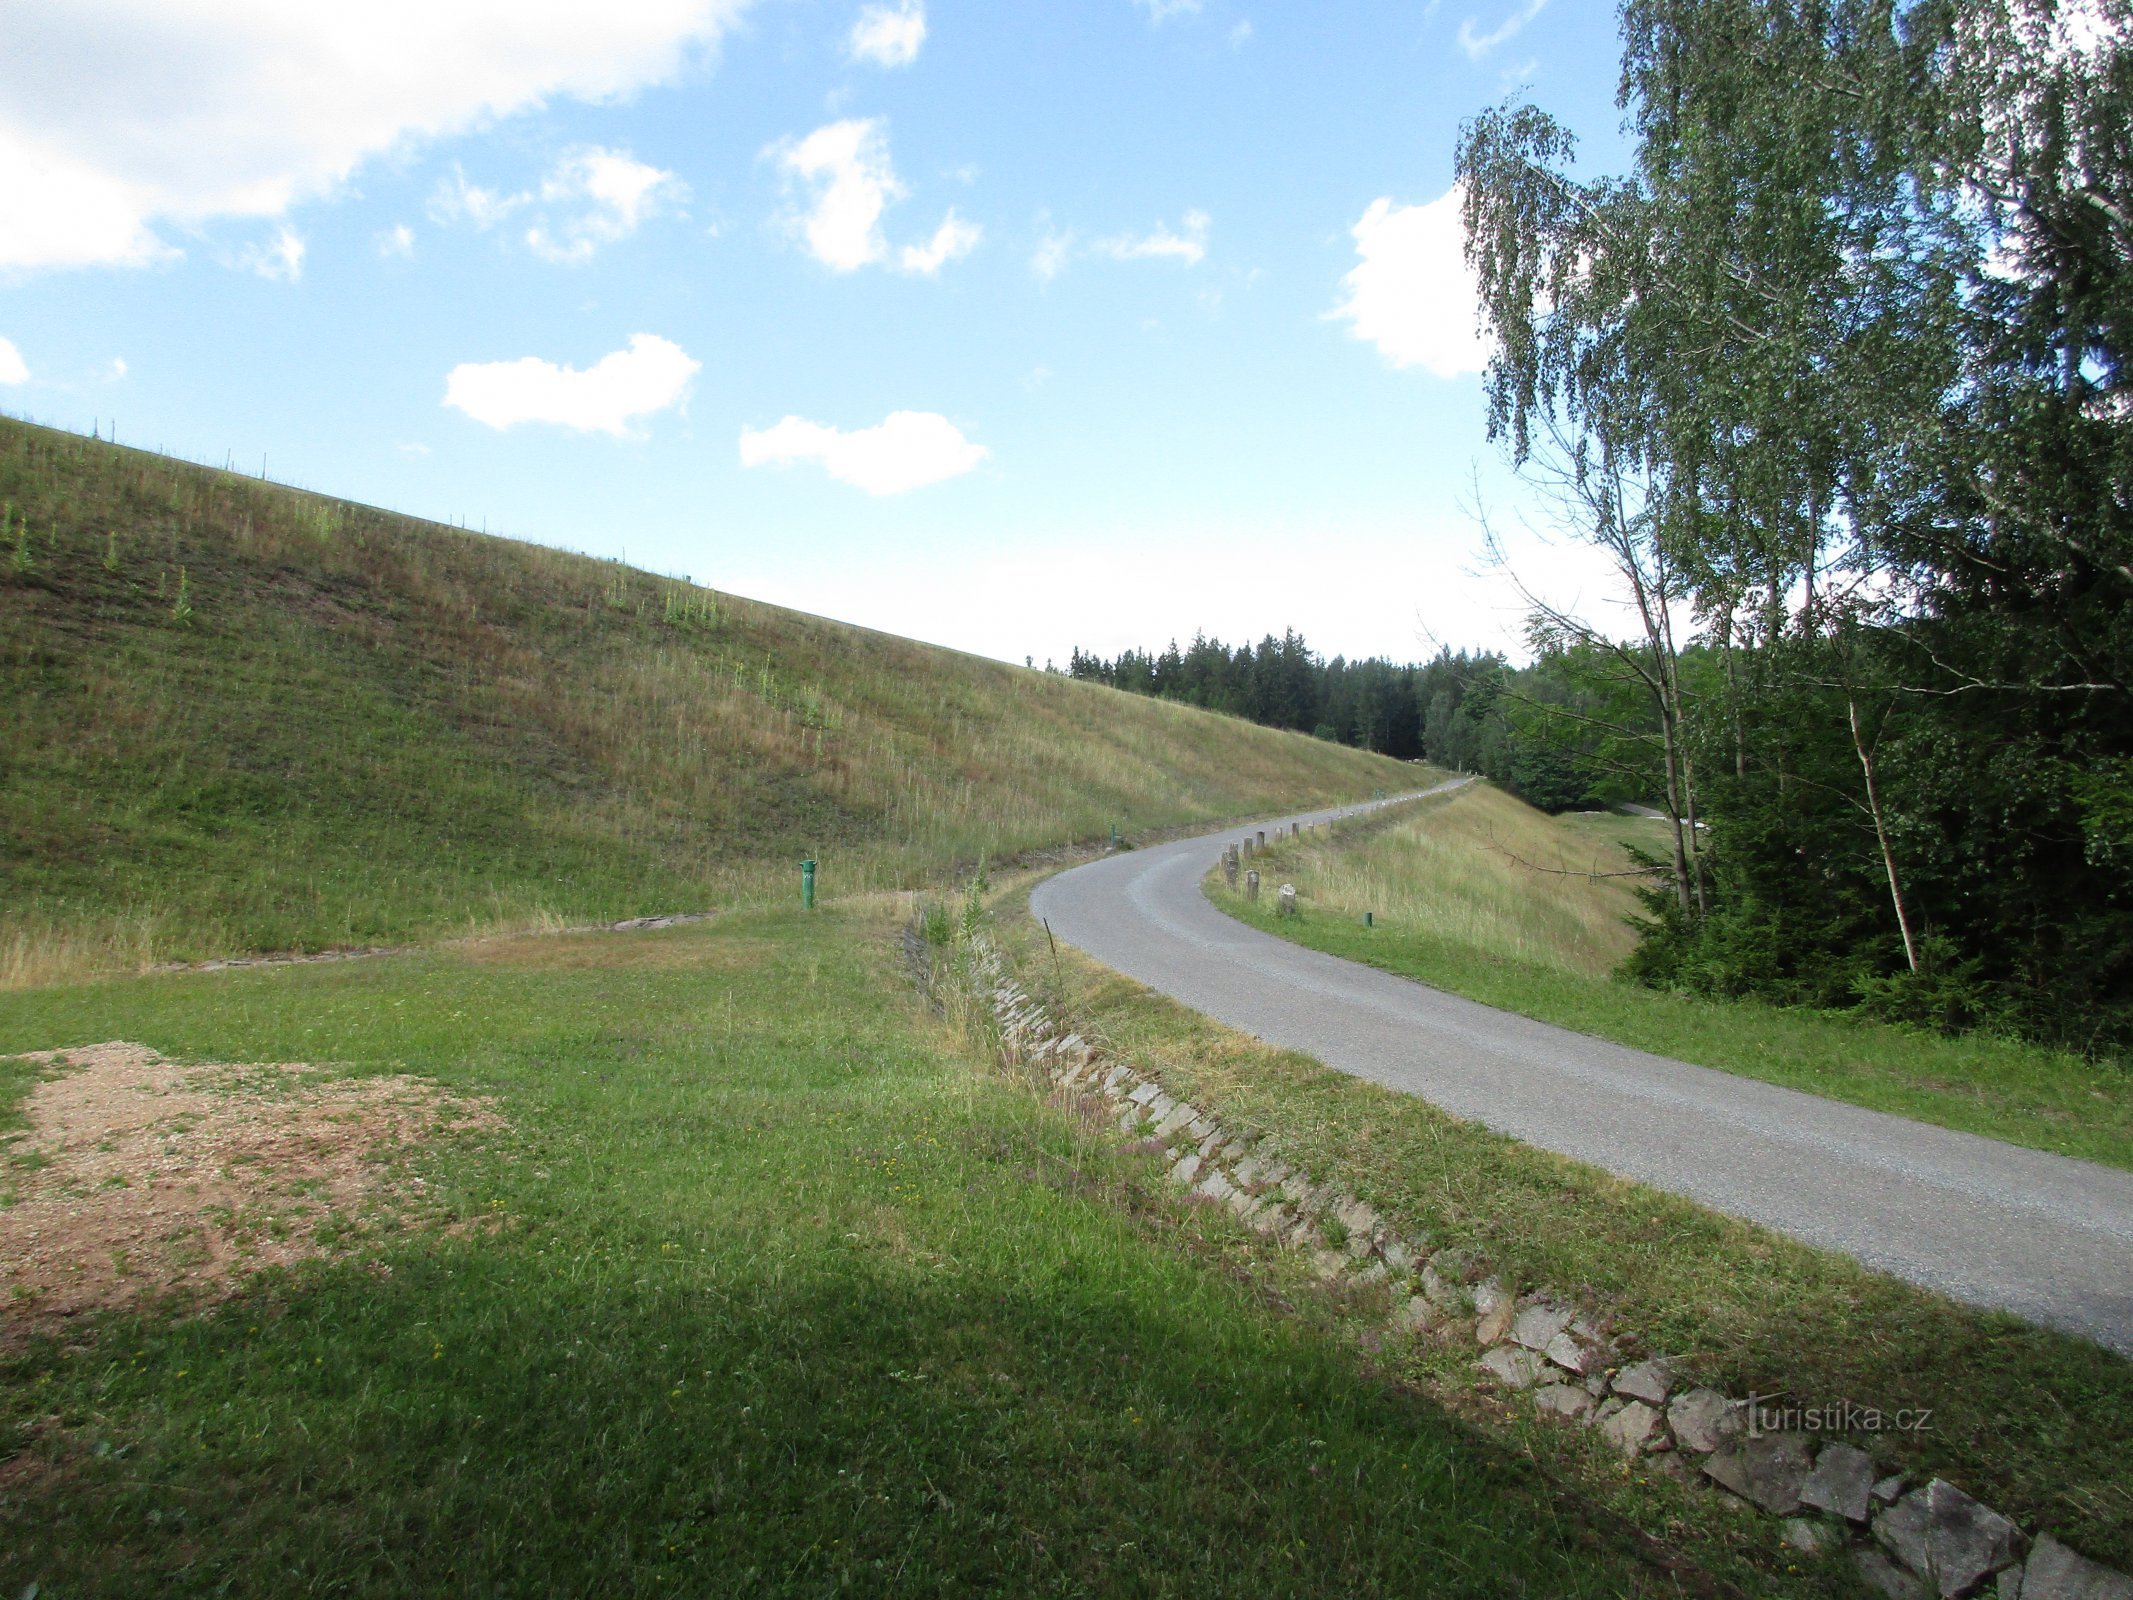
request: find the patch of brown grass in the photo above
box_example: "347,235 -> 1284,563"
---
1267,785 -> 1650,977
0,1043 -> 496,1342
454,928 -> 767,972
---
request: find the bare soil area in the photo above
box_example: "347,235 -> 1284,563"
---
1,1042 -> 494,1340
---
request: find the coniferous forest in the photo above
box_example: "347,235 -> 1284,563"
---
1062,636 -> 1624,814
1084,0 -> 2132,1056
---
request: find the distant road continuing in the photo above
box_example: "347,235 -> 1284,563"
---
1030,785 -> 2133,1357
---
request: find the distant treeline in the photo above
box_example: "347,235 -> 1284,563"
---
1064,633 -> 1642,813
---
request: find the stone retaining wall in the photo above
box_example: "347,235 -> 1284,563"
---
932,927 -> 2132,1600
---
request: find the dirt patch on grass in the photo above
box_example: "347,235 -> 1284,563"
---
0,1042 -> 495,1341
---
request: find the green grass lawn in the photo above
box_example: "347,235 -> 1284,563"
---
0,908 -> 1818,1598
1219,794 -> 2133,1173
991,882 -> 2133,1577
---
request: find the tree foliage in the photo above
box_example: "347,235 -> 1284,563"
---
1064,633 -> 1664,808
1457,0 -> 2133,1050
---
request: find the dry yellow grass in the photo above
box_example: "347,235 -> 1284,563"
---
1,418 -> 1418,983
1268,785 -> 1666,977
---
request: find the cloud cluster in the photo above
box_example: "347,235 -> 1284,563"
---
234,226 -> 306,281
1457,0 -> 1549,58
773,118 -> 979,274
739,410 -> 986,494
900,211 -> 983,275
1329,188 -> 1489,379
1031,223 -> 1075,282
0,338 -> 27,385
443,333 -> 701,434
847,0 -> 926,67
431,146 -> 686,264
1034,209 -> 1210,280
0,0 -> 752,274
1094,210 -> 1209,266
529,147 -> 688,263
774,119 -> 904,270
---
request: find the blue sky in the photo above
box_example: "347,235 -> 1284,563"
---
2,0 -> 1635,667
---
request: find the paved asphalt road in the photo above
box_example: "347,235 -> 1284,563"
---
1030,785 -> 2133,1357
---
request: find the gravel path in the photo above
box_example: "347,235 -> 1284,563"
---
1031,786 -> 2133,1357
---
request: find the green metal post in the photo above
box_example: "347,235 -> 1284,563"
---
1363,911 -> 1373,929
801,858 -> 817,910
1110,823 -> 1120,849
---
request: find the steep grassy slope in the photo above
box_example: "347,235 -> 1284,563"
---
1247,783 -> 1666,978
0,418 -> 1413,983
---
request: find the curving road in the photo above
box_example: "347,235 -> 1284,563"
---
1031,786 -> 2133,1357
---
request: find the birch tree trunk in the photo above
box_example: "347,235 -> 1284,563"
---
1846,692 -> 1920,974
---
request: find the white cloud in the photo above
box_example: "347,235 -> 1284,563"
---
1457,0 -> 1548,58
1031,220 -> 1075,282
430,168 -> 522,229
108,357 -> 127,380
1093,210 -> 1209,266
772,118 -> 970,275
1228,19 -> 1255,47
1497,55 -> 1540,88
739,410 -> 986,495
234,226 -> 305,281
0,0 -> 750,274
379,222 -> 415,257
847,0 -> 925,67
526,146 -> 686,263
899,209 -> 981,274
444,333 -> 700,435
0,338 -> 27,385
432,146 -> 684,263
1134,0 -> 1204,20
0,141 -> 173,271
1330,188 -> 1489,379
1034,210 -> 1208,278
773,118 -> 905,271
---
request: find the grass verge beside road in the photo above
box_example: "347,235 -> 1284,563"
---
991,878 -> 2133,1577
0,906 -> 1806,1597
1217,786 -> 2133,1173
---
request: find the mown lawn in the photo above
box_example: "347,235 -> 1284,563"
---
0,908 -> 1803,1598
